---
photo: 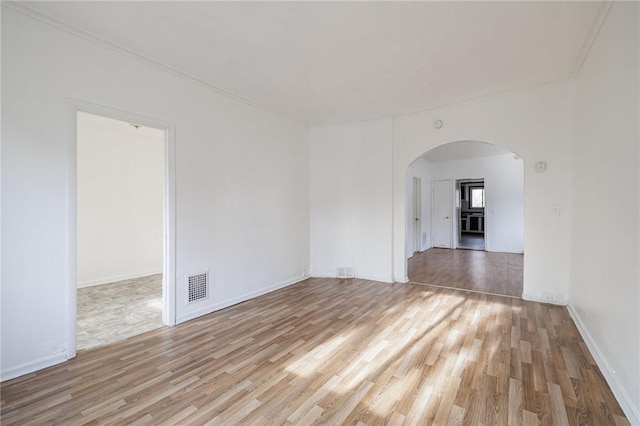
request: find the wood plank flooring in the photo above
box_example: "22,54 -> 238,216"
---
408,248 -> 524,297
1,278 -> 627,425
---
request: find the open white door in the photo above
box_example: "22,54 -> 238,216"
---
432,179 -> 452,248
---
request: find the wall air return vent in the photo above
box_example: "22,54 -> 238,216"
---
188,272 -> 209,303
337,267 -> 354,279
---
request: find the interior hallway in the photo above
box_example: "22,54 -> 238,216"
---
408,248 -> 523,297
77,274 -> 163,351
458,232 -> 485,251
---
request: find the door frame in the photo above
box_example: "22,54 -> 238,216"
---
456,178 -> 487,251
430,179 -> 453,249
67,99 -> 177,360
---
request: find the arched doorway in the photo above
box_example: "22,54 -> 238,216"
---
405,140 -> 524,297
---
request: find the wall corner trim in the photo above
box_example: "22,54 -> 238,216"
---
567,304 -> 640,425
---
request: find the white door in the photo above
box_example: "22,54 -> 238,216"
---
413,177 -> 421,253
432,180 -> 452,248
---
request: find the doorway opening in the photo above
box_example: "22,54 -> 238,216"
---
74,107 -> 175,353
406,140 -> 524,297
456,179 -> 485,251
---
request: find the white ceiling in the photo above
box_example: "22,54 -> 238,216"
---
423,141 -> 514,162
20,1 -> 605,125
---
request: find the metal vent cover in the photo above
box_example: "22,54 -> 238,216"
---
337,267 -> 354,279
188,272 -> 208,303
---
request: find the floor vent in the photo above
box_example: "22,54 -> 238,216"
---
188,272 -> 208,303
337,267 -> 354,279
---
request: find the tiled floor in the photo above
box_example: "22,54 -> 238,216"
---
77,274 -> 164,351
458,232 -> 485,250
408,248 -> 523,297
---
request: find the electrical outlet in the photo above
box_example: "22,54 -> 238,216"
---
542,291 -> 557,303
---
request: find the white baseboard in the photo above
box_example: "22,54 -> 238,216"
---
309,272 -> 337,279
354,274 -> 394,284
567,304 -> 640,425
486,247 -> 524,254
78,270 -> 162,288
522,292 -> 567,306
310,272 -> 393,283
1,352 -> 68,382
176,274 -> 309,324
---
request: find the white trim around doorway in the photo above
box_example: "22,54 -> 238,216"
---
66,99 -> 177,361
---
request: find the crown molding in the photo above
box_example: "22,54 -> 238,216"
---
1,1 -> 308,125
3,0 -> 613,127
571,0 -> 613,78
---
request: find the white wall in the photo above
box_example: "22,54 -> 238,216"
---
309,118 -> 393,282
393,81 -> 574,304
570,2 -> 639,422
429,153 -> 524,253
77,112 -> 164,287
406,157 -> 431,257
4,11 -> 638,424
1,8 -> 309,379
310,82 -> 570,305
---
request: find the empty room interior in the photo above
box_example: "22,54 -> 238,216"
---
76,111 -> 166,350
1,1 -> 639,425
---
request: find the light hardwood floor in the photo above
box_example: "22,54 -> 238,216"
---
1,278 -> 627,425
408,248 -> 524,297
